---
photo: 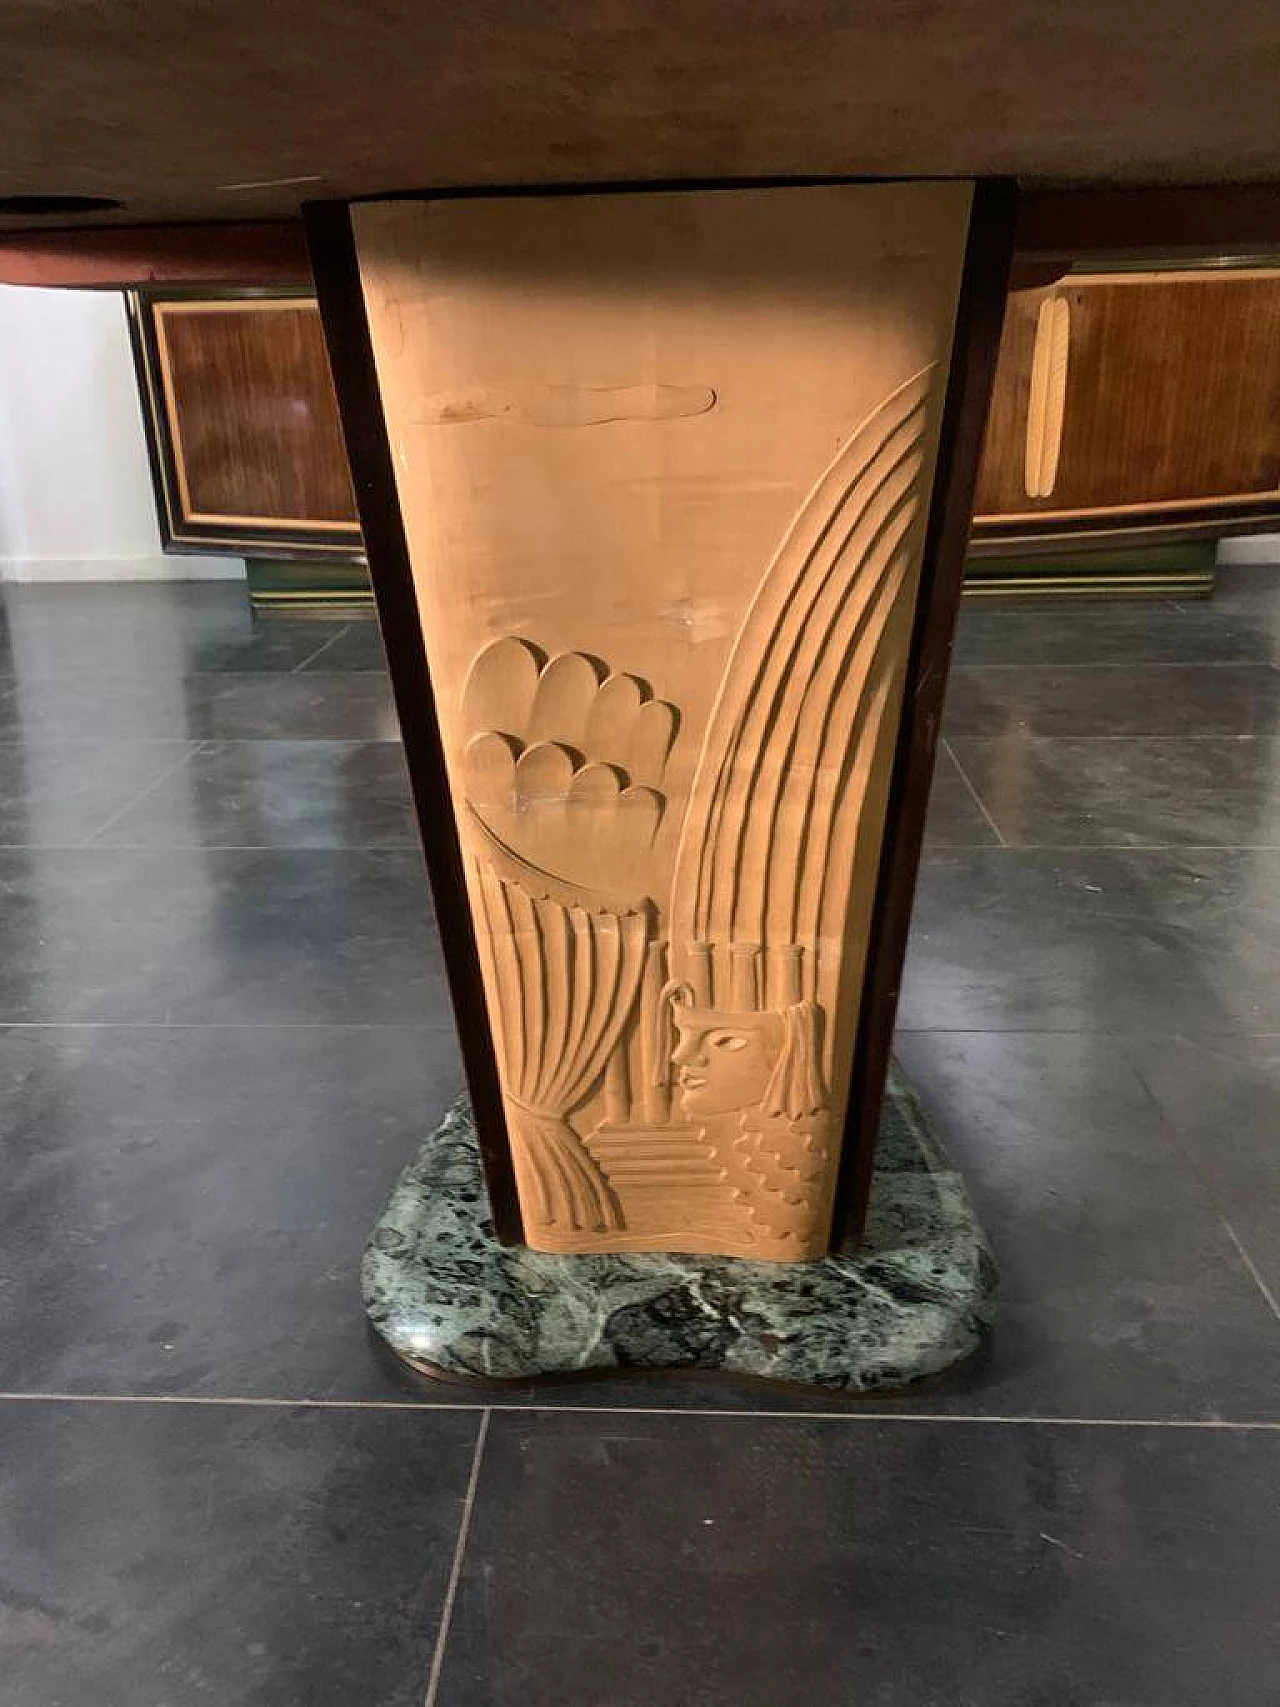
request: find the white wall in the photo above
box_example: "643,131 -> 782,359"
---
1217,534 -> 1280,565
0,284 -> 242,581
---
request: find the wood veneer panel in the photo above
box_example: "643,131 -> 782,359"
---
975,271 -> 1280,521
0,222 -> 310,288
347,183 -> 973,1260
153,299 -> 359,529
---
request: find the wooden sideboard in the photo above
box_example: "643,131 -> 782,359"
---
128,288 -> 368,603
128,270 -> 1280,601
968,266 -> 1280,591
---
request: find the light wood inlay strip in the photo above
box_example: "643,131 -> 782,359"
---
1023,295 -> 1070,499
977,485 -> 1280,525
153,297 -> 320,317
181,508 -> 361,531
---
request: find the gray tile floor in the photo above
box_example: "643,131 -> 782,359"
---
1,575 -> 1278,1704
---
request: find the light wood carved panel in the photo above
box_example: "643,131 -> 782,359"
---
352,185 -> 972,1259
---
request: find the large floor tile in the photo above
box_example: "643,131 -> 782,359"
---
0,847 -> 444,1023
180,616 -> 360,674
0,1023 -> 465,1398
893,1029 -> 1280,1419
955,590 -> 1280,662
942,662 -> 1280,738
183,674 -> 400,741
0,1398 -> 480,1707
0,738 -> 199,846
922,743 -> 1000,848
438,1411 -> 1280,1707
0,1014 -> 935,1418
0,582 -> 339,679
94,739 -> 417,848
900,846 -> 1280,1034
950,733 -> 1280,847
1126,1032 -> 1280,1302
955,590 -> 1280,666
0,671 -> 398,742
1204,562 -> 1280,635
298,619 -> 389,673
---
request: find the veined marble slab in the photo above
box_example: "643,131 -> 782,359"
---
363,1067 -> 995,1392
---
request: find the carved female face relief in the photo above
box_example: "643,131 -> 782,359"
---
672,1010 -> 784,1119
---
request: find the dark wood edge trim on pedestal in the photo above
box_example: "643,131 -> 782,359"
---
831,178 -> 1019,1251
303,200 -> 523,1245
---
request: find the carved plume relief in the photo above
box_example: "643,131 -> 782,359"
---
458,368 -> 938,1261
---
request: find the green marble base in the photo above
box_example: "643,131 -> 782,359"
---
363,1068 -> 996,1392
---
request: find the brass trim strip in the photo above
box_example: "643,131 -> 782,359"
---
1063,266 -> 1280,286
964,569 -> 1215,598
182,508 -> 361,532
247,588 -> 376,609
151,297 -> 320,318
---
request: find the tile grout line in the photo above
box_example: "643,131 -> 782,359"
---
922,842 -> 1280,852
0,1020 -> 463,1032
0,842 -> 418,852
1221,1219 -> 1280,1326
424,1408 -> 490,1707
1129,1058 -> 1280,1335
941,732 -> 1272,742
290,625 -> 351,673
22,1022 -> 1277,1038
897,1025 -> 1280,1036
78,743 -> 208,844
952,660 -> 1280,672
6,730 -> 1278,747
941,736 -> 1007,846
7,841 -> 1280,854
0,1391 -> 1278,1429
0,737 -> 405,754
939,734 -> 1280,744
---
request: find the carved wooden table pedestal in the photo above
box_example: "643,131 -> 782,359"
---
306,180 -> 1014,1388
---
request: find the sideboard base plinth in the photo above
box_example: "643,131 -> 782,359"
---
362,1068 -> 995,1394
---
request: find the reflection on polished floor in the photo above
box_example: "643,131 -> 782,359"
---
2,573 -> 1279,1705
